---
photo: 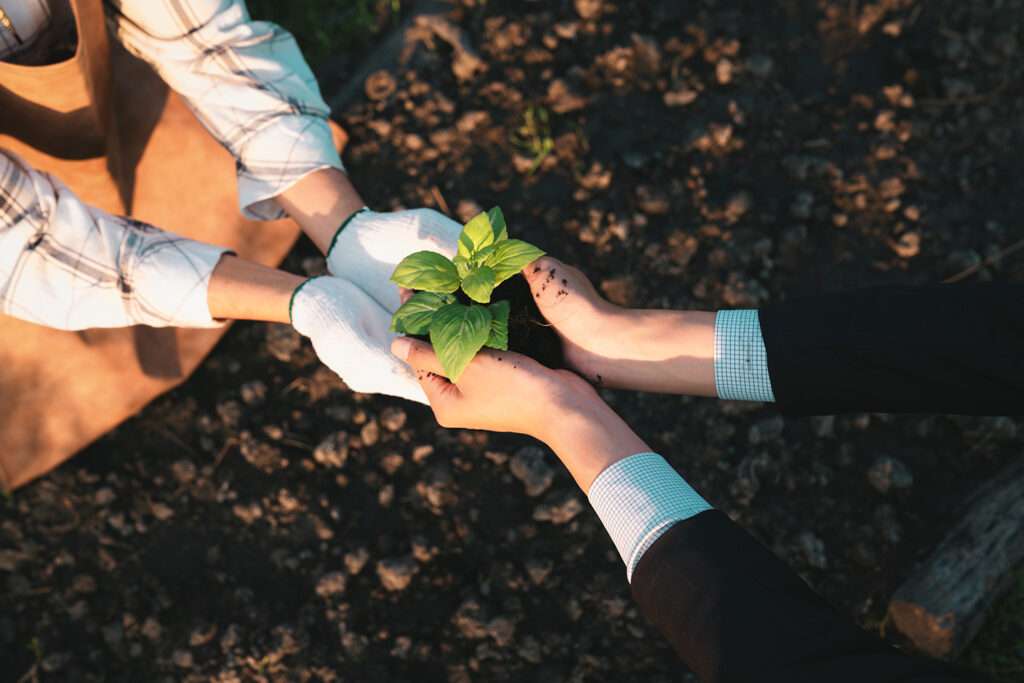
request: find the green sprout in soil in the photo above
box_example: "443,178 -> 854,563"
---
390,207 -> 544,382
511,106 -> 554,175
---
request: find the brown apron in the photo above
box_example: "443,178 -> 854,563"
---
0,0 -> 346,490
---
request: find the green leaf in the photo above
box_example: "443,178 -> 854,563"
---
390,292 -> 452,334
470,244 -> 497,268
429,303 -> 492,382
485,239 -> 546,284
485,300 -> 510,350
390,251 -> 460,293
458,211 -> 497,259
453,254 -> 472,280
461,265 -> 497,303
488,206 -> 508,242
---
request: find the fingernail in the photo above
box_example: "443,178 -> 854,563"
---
391,337 -> 412,361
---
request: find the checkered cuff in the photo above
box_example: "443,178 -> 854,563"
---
588,452 -> 712,582
236,115 -> 344,221
714,309 -> 775,402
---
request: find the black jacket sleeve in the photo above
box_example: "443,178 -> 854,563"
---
630,511 -> 986,683
758,284 -> 1024,415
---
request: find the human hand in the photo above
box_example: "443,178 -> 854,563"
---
290,276 -> 427,404
390,336 -> 648,491
522,257 -> 717,396
326,208 -> 462,311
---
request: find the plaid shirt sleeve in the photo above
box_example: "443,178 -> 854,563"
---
588,452 -> 712,582
714,309 -> 776,402
0,150 -> 229,330
107,0 -> 344,221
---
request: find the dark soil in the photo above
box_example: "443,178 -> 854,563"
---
489,275 -> 565,370
4,1 -> 1024,681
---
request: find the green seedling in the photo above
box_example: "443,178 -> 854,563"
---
390,207 -> 545,382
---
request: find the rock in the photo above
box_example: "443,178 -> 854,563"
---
345,548 -> 370,575
141,617 -> 162,642
364,69 -> 397,101
748,416 -> 785,444
239,380 -> 267,406
524,558 -> 553,585
172,649 -> 193,668
189,624 -> 217,647
380,452 -> 405,475
380,407 -> 407,432
360,419 -> 380,446
94,487 -> 116,505
867,457 -> 914,494
631,33 -> 662,73
417,465 -> 457,510
533,491 -> 584,525
487,617 -> 516,647
265,324 -> 302,362
453,599 -> 489,639
238,431 -> 285,471
170,460 -> 196,485
574,0 -> 603,20
797,531 -> 828,569
664,88 -> 699,107
316,571 -> 347,598
313,432 -> 349,469
635,185 -> 670,215
377,557 -> 418,592
716,58 -> 734,84
547,78 -> 587,113
667,231 -> 699,265
509,447 -> 556,497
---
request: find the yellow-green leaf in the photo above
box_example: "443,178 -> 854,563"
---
390,251 -> 460,293
390,292 -> 452,334
458,211 -> 496,259
461,265 -> 497,304
485,239 -> 546,284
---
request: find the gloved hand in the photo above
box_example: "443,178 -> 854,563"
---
325,208 -> 462,311
290,276 -> 428,404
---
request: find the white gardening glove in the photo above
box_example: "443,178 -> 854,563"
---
290,275 -> 428,404
325,208 -> 462,311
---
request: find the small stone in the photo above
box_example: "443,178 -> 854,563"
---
716,58 -> 734,84
453,599 -> 489,639
509,447 -> 556,497
172,649 -> 193,668
533,491 -> 584,525
150,502 -> 174,521
748,416 -> 785,444
313,432 -> 349,469
867,457 -> 913,494
232,502 -> 262,524
240,380 -> 267,406
170,460 -> 196,485
345,548 -> 370,575
364,69 -> 397,101
360,419 -> 381,446
417,465 -> 457,510
265,324 -> 302,362
141,618 -> 162,642
547,78 -> 587,113
663,89 -> 699,107
574,0 -> 603,20
892,231 -> 921,259
189,624 -> 217,647
93,487 -> 116,505
380,452 -> 405,475
316,571 -> 347,598
380,407 -> 407,432
524,558 -> 553,585
238,432 -> 285,471
797,531 -> 828,569
635,185 -> 670,215
377,557 -> 419,592
487,617 -> 516,647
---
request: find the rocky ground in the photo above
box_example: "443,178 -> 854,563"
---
3,0 -> 1024,681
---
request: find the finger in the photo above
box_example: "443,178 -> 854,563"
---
522,256 -> 584,323
391,337 -> 446,376
398,287 -> 414,305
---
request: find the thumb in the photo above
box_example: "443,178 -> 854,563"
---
522,256 -> 593,325
390,337 -> 460,412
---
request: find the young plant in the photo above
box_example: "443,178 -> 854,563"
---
390,207 -> 545,382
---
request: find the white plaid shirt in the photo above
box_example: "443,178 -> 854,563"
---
589,311 -> 774,581
0,0 -> 342,329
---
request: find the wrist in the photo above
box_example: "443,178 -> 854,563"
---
540,390 -> 649,493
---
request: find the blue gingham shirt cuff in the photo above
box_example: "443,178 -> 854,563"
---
588,452 -> 712,582
714,309 -> 776,402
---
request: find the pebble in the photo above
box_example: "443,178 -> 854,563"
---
509,447 -> 556,497
141,617 -> 162,642
360,419 -> 381,447
172,649 -> 193,668
380,407 -> 407,432
533,491 -> 584,525
748,416 -> 785,444
547,78 -> 587,113
797,531 -> 828,569
150,502 -> 174,521
663,89 -> 699,107
316,571 -> 347,598
240,380 -> 267,406
486,617 -> 516,647
170,460 -> 196,485
313,432 -> 349,469
453,599 -> 489,639
524,558 -> 553,585
574,0 -> 603,20
364,69 -> 397,101
867,457 -> 913,494
94,487 -> 116,505
377,557 -> 419,592
265,324 -> 302,363
345,548 -> 370,575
